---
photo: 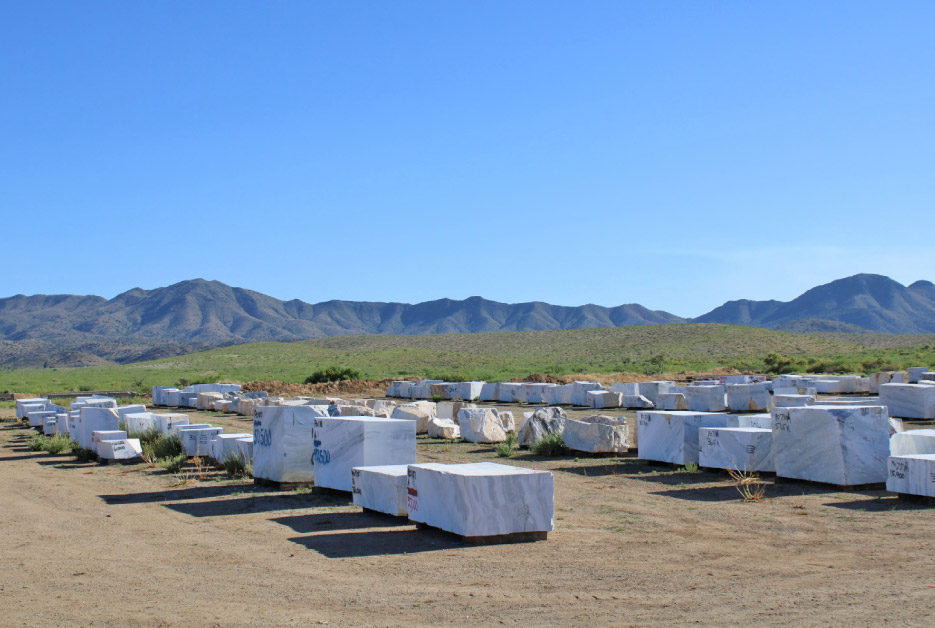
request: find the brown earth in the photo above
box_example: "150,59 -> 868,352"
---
2,404 -> 935,627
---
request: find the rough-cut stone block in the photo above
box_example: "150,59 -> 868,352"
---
312,417 -> 417,492
522,383 -> 557,404
92,430 -> 127,454
890,429 -> 935,456
570,382 -> 604,407
196,393 -> 223,410
545,384 -> 572,406
656,393 -> 687,411
699,427 -> 773,472
908,367 -> 929,384
637,382 -> 675,406
97,438 -> 143,461
437,401 -> 474,420
563,415 -> 628,453
391,401 -> 437,434
180,427 -> 223,457
77,407 -> 120,450
386,381 -> 413,398
880,384 -> 935,419
252,406 -> 322,484
771,405 -> 891,486
352,465 -> 409,516
518,407 -> 566,447
479,382 -> 500,402
774,394 -> 815,407
209,433 -> 252,462
621,394 -> 654,409
406,462 -> 554,538
726,413 -> 773,429
611,383 -> 640,396
427,417 -> 460,439
499,411 -> 516,433
685,386 -> 727,412
498,383 -> 523,403
458,408 -> 507,443
887,454 -> 935,496
727,383 -> 773,413
636,411 -> 729,465
588,391 -> 622,409
55,413 -> 68,435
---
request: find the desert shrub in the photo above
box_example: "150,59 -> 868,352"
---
304,367 -> 361,385
160,454 -> 187,474
73,445 -> 97,462
28,433 -> 48,451
142,433 -> 181,460
222,452 -> 252,478
496,432 -> 518,458
432,394 -> 443,402
763,352 -> 796,374
531,433 -> 566,457
679,461 -> 700,473
44,433 -> 73,454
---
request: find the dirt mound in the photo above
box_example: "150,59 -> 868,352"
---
242,379 -> 397,398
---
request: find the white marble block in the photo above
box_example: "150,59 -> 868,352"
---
77,407 -> 120,450
16,398 -> 49,419
55,413 -> 68,435
386,381 -> 412,398
498,383 -> 523,403
352,465 -> 409,516
656,393 -> 687,411
813,377 -> 870,394
479,382 -> 500,402
92,430 -> 127,454
636,411 -> 729,465
522,383 -> 557,404
908,367 -> 929,384
28,410 -> 56,429
390,402 -> 437,433
43,417 -> 58,435
457,408 -> 507,443
154,413 -> 190,434
406,462 -> 554,538
570,382 -> 604,407
437,401 -> 472,420
771,405 -> 891,486
66,412 -> 79,437
726,413 -> 773,429
588,391 -> 622,409
124,412 -> 156,435
180,427 -> 223,457
611,383 -> 640,396
545,384 -> 573,406
252,406 -> 322,484
621,394 -> 654,409
890,429 -> 935,456
236,436 -> 253,463
563,415 -> 628,453
726,384 -> 773,413
699,427 -> 774,472
887,455 -> 935,496
637,382 -> 675,406
427,417 -> 460,439
312,417 -> 417,492
97,438 -> 143,461
196,393 -> 223,410
685,385 -> 727,412
209,433 -> 253,462
774,394 -> 815,407
880,384 -> 935,419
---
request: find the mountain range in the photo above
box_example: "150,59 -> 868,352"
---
0,273 -> 932,367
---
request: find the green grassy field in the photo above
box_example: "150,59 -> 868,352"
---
1,324 -> 934,394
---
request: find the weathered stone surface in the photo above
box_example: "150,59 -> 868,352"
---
352,465 -> 410,516
771,405 -> 891,486
518,407 -> 567,447
588,391 -> 622,409
16,398 -> 49,419
406,462 -> 554,537
726,383 -> 772,413
499,411 -> 516,433
880,384 -> 935,419
252,406 -> 322,483
699,427 -> 774,472
97,438 -> 143,460
563,415 -> 628,453
437,401 -> 475,420
685,385 -> 727,412
458,408 -> 507,443
391,401 -> 437,434
656,393 -> 687,411
908,367 -> 929,384
427,417 -> 460,439
312,417 -> 417,492
636,411 -> 730,465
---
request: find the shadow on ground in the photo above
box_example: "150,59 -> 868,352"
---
286,527 -> 464,558
272,510 -> 410,534
162,492 -> 352,517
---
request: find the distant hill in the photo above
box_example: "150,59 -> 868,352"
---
693,274 -> 935,334
1,273 -> 932,368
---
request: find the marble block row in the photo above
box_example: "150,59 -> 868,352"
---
771,405 -> 892,486
312,416 -> 416,492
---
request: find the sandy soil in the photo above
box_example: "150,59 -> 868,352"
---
2,404 -> 935,628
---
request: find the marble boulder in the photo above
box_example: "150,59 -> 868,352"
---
518,407 -> 567,447
391,402 -> 437,434
427,417 -> 460,439
457,408 -> 507,443
563,415 -> 628,453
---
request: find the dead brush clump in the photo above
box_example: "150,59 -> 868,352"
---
727,466 -> 767,502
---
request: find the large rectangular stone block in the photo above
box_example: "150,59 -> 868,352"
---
252,406 -> 322,484
774,394 -> 815,407
880,384 -> 935,419
351,465 -> 409,516
28,410 -> 56,429
180,427 -> 223,457
685,385 -> 727,412
563,416 -> 628,453
77,407 -> 120,450
545,384 -> 572,405
498,383 -> 523,403
636,411 -> 729,465
699,427 -> 774,472
726,413 -> 773,429
908,367 -> 929,384
569,382 -> 603,407
312,417 -> 416,492
406,462 -> 554,538
637,382 -> 675,405
887,454 -> 935,496
478,382 -> 500,402
890,429 -> 935,456
771,405 -> 891,486
522,383 -> 557,404
209,433 -> 252,463
97,438 -> 143,461
91,430 -> 127,454
656,393 -> 687,411
236,436 -> 253,463
16,398 -> 49,419
154,413 -> 190,434
588,391 -> 622,409
124,412 -> 157,435
726,383 -> 773,413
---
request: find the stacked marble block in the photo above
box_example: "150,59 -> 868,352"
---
887,430 -> 935,497
252,406 -> 328,484
771,405 -> 894,486
879,384 -> 935,419
312,417 -> 416,491
90,429 -> 143,461
637,411 -> 730,465
406,462 -> 554,540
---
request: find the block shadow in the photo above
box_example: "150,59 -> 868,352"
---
287,527 -> 463,558
0,453 -> 65,462
821,495 -> 934,512
272,510 -> 410,534
630,471 -> 725,486
649,485 -> 749,502
163,492 -> 353,518
99,483 -> 255,505
552,460 -> 647,477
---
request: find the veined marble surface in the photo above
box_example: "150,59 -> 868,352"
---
685,386 -> 727,412
887,454 -> 935,496
772,405 -> 890,486
77,407 -> 120,450
726,384 -> 773,413
637,411 -> 730,465
699,427 -> 774,472
406,462 -> 554,537
880,384 -> 935,419
252,406 -> 320,483
312,417 -> 416,492
890,429 -> 935,456
352,465 -> 410,516
563,416 -> 628,453
726,413 -> 773,429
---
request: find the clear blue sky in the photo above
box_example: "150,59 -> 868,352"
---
3,2 -> 933,317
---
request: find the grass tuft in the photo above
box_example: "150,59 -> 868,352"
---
495,432 -> 518,458
222,452 -> 252,478
531,433 -> 566,457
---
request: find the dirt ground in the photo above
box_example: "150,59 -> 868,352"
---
2,402 -> 935,628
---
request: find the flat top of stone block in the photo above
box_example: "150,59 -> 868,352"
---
638,411 -> 729,417
236,436 -> 253,442
702,427 -> 771,434
898,429 -> 935,437
123,412 -> 153,418
177,424 -> 214,430
153,413 -> 189,418
410,462 -> 549,477
352,464 -> 410,476
316,416 -> 412,424
892,453 -> 935,461
882,383 -> 935,390
217,433 -> 251,439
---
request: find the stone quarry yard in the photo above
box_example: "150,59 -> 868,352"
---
3,402 -> 935,627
